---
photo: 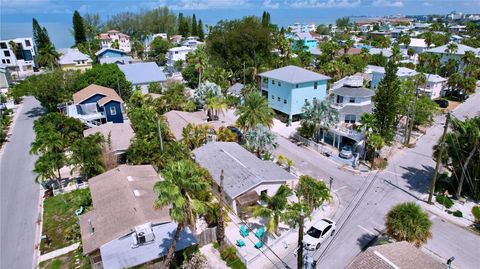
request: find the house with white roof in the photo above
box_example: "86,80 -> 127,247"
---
193,142 -> 297,216
418,74 -> 448,99
258,65 -> 330,123
400,38 -> 428,54
98,30 -> 131,53
58,48 -> 92,72
118,62 -> 167,94
0,37 -> 35,79
425,43 -> 480,70
370,65 -> 418,90
292,32 -> 318,51
166,46 -> 193,70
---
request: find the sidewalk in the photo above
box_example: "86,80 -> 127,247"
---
0,102 -> 22,161
200,244 -> 229,269
39,242 -> 80,263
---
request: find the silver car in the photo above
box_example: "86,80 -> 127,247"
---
339,145 -> 354,159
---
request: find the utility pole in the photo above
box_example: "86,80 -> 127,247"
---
428,112 -> 450,204
157,119 -> 164,152
406,89 -> 419,145
217,170 -> 226,248
297,208 -> 304,269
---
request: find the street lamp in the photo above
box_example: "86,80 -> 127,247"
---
329,177 -> 334,190
447,257 -> 455,269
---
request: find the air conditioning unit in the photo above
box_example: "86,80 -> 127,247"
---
133,222 -> 155,245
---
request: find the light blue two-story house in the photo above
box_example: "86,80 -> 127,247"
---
259,65 -> 330,123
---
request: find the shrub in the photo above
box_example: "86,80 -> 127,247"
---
452,210 -> 463,218
385,202 -> 432,246
72,189 -> 92,208
220,246 -> 237,262
472,206 -> 480,222
212,242 -> 220,249
436,194 -> 454,208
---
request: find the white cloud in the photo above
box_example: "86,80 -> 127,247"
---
263,0 -> 280,8
289,0 -> 361,8
169,0 -> 249,10
422,2 -> 432,6
372,0 -> 403,7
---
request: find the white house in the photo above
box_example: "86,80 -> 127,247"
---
0,37 -> 35,79
166,46 -> 193,69
98,30 -> 131,53
57,48 -> 92,72
370,66 -> 418,90
400,38 -> 428,54
418,74 -> 447,100
425,43 -> 480,70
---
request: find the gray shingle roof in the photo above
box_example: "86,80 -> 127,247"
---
333,86 -> 374,97
193,142 -> 296,199
339,103 -> 373,115
58,48 -> 92,65
259,65 -> 330,84
347,242 -> 445,269
227,82 -> 244,96
118,62 -> 167,85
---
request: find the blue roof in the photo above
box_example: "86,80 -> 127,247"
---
100,222 -> 197,269
95,48 -> 128,57
118,62 -> 167,85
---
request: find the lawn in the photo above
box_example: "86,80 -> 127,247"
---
39,246 -> 91,269
40,188 -> 92,254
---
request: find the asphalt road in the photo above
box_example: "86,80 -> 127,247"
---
273,90 -> 480,269
0,97 -> 43,269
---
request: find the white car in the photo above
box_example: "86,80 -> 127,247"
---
302,218 -> 336,251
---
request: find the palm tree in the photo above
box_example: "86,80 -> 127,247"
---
296,175 -> 331,212
385,202 -> 432,246
424,31 -> 433,48
182,123 -> 209,150
461,51 -> 476,77
205,96 -> 227,121
154,160 -> 210,268
111,39 -> 119,49
33,152 -> 59,184
235,91 -> 274,132
391,44 -> 401,64
69,134 -> 105,179
245,124 -> 277,159
252,184 -> 291,235
368,134 -> 384,169
37,42 -> 60,69
300,99 -> 339,142
188,45 -> 209,88
446,42 -> 458,55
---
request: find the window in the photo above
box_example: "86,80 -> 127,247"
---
3,50 -> 10,57
314,82 -> 318,89
304,98 -> 308,103
272,80 -> 275,85
0,42 -> 6,49
284,99 -> 287,104
322,225 -> 332,236
271,95 -> 274,99
296,84 -> 299,88
25,40 -> 31,47
174,51 -> 178,54
109,106 -> 117,115
1,59 -> 5,64
313,97 -> 317,102
336,95 -> 344,103
345,114 -> 356,123
278,81 -> 281,86
277,97 -> 280,102
6,59 -> 10,64
349,97 -> 355,103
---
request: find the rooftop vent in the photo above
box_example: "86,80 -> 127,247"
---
127,176 -> 134,182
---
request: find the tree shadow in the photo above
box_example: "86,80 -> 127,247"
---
24,106 -> 45,118
400,164 -> 435,194
356,233 -> 376,250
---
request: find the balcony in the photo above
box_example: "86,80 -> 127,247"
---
331,123 -> 365,142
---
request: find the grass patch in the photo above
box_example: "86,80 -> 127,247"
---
40,189 -> 92,253
436,194 -> 454,209
220,246 -> 246,269
39,246 -> 91,269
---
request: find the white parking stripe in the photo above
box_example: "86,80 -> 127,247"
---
357,225 -> 375,235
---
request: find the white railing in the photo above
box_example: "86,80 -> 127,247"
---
53,182 -> 89,196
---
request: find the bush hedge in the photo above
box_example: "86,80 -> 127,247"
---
472,206 -> 480,222
436,194 -> 454,208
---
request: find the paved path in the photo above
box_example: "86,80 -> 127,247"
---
1,97 -> 43,269
39,242 -> 80,262
200,244 -> 229,269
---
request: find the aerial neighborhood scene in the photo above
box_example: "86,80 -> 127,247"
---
2,0 -> 480,269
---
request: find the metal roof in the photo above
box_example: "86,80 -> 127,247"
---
425,43 -> 480,55
118,62 -> 167,85
100,222 -> 197,269
95,48 -> 128,57
58,48 -> 92,65
193,142 -> 296,199
258,65 -> 330,84
339,103 -> 373,116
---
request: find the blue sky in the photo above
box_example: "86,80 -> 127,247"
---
1,0 -> 479,47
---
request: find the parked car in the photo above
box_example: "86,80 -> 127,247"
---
434,99 -> 449,108
303,218 -> 336,251
339,145 -> 354,159
227,126 -> 243,142
445,89 -> 469,101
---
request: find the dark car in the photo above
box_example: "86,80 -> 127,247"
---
227,126 -> 243,141
434,99 -> 449,108
445,89 -> 469,101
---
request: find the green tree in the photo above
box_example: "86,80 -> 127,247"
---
446,42 -> 458,55
252,184 -> 291,235
191,14 -> 198,36
182,123 -> 209,150
336,17 -> 351,30
187,46 -> 209,88
37,43 -> 60,70
245,124 -> 277,159
32,18 -> 52,52
111,39 -> 119,49
414,96 -> 437,126
148,37 -> 173,64
197,19 -> 205,41
73,10 -> 87,45
368,134 -> 385,169
316,24 -> 330,35
154,160 -> 210,268
385,202 -> 432,246
261,11 -> 271,28
147,82 -> 162,94
74,63 -> 133,100
70,134 -> 105,179
373,60 -> 401,143
235,91 -> 274,131
205,96 -> 227,121
295,175 -> 331,212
